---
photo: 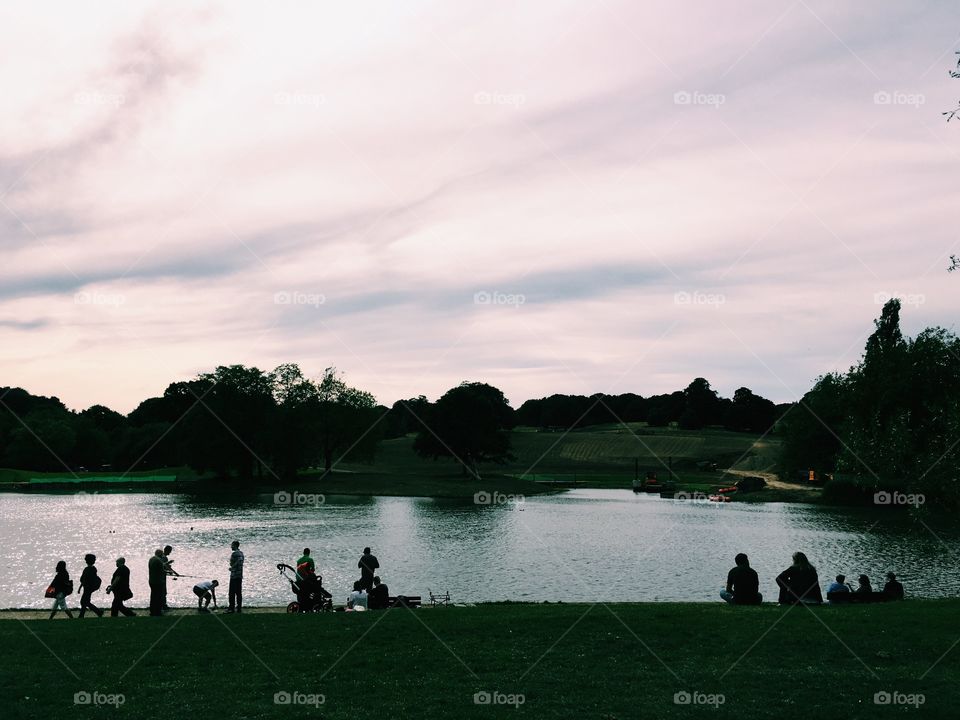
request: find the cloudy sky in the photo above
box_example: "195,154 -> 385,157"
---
1,1 -> 957,413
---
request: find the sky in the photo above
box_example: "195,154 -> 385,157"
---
0,1 -> 958,414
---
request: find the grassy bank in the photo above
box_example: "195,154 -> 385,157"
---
1,601 -> 955,719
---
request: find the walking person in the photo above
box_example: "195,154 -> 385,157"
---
358,547 -> 379,592
227,540 -> 244,613
148,549 -> 167,616
107,557 -> 135,617
77,553 -> 104,618
47,561 -> 74,619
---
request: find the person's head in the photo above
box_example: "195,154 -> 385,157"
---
373,576 -> 381,586
734,553 -> 749,567
792,552 -> 812,569
116,557 -> 125,567
302,548 -> 310,556
154,548 -> 164,558
363,547 -> 371,555
353,580 -> 362,592
55,560 -> 66,573
163,545 -> 173,556
836,574 -> 846,584
211,580 -> 219,588
84,553 -> 96,565
858,574 -> 870,585
231,540 -> 240,550
886,571 -> 897,581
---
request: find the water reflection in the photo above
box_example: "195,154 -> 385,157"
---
1,490 -> 957,608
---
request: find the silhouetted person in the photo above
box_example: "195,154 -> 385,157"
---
227,540 -> 244,613
368,576 -> 390,610
883,572 -> 904,600
148,549 -> 167,616
297,548 -> 315,578
855,574 -> 873,594
48,560 -> 74,619
358,547 -> 379,592
161,544 -> 180,611
193,579 -> 218,612
776,551 -> 823,605
827,574 -> 852,600
107,557 -> 135,617
77,553 -> 104,618
720,553 -> 762,604
347,580 -> 368,610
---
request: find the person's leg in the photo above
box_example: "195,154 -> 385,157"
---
111,596 -> 121,617
150,587 -> 163,616
228,578 -> 236,611
236,579 -> 242,612
79,592 -> 89,618
49,596 -> 60,619
720,590 -> 735,604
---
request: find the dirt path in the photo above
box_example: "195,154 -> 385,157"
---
724,469 -> 822,501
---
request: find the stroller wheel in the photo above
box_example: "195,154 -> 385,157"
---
286,602 -> 300,614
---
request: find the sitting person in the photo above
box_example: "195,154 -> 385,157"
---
347,580 -> 368,610
193,579 -> 219,613
776,551 -> 823,605
827,574 -> 852,598
855,574 -> 873,594
719,553 -> 762,605
368,576 -> 390,610
883,572 -> 904,600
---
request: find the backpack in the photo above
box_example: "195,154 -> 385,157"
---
88,574 -> 102,592
64,579 -> 74,595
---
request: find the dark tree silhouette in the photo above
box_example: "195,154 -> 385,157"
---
412,382 -> 514,478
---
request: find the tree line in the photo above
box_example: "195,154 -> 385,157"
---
778,299 -> 960,508
1,367 -> 783,482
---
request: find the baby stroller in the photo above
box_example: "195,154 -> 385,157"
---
277,563 -> 332,613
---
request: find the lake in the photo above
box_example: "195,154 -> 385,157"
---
2,489 -> 957,608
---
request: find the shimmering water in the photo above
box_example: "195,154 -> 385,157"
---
2,489 -> 957,608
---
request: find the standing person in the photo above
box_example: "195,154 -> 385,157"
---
161,545 -> 181,611
227,540 -> 244,614
77,554 -> 104,618
193,579 -> 219,612
48,561 -> 74,619
107,557 -> 135,617
719,553 -> 762,605
148,549 -> 167,616
296,548 -> 315,578
775,551 -> 823,605
358,547 -> 379,592
883,572 -> 904,600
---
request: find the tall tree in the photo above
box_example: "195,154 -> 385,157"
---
413,382 -> 514,478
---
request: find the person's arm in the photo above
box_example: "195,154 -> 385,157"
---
725,569 -> 734,594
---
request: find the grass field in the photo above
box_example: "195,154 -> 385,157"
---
1,425 -> 788,500
1,601 -> 954,719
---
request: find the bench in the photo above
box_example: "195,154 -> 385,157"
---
827,591 -> 892,604
429,589 -> 451,607
386,595 -> 422,608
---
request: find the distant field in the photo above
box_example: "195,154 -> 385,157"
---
0,467 -> 196,484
